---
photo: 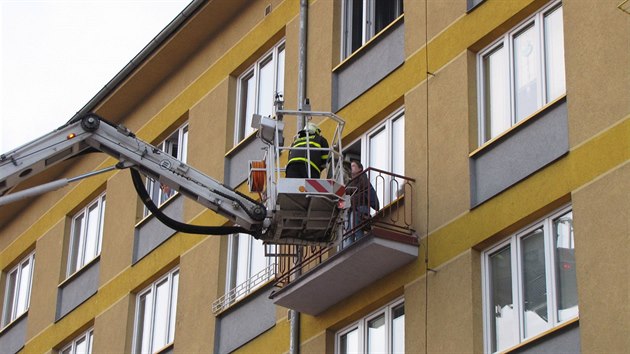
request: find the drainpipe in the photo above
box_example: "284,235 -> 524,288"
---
290,1 -> 308,354
296,0 -> 308,129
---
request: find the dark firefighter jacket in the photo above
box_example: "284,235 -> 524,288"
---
287,131 -> 329,175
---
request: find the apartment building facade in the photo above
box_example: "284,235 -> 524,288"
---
1,0 -> 628,353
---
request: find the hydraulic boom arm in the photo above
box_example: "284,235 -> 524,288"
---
0,114 -> 267,233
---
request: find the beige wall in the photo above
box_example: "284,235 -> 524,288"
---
405,275 -> 428,353
426,0 -> 467,41
427,250 -> 481,353
427,52 -> 471,232
26,220 -> 65,339
573,162 -> 630,352
175,236 -> 222,352
300,330 -> 327,354
99,169 -> 136,286
94,295 -> 134,353
186,78 -> 231,221
404,83 -> 429,237
564,0 -> 630,147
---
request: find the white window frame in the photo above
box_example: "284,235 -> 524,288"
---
477,0 -> 565,144
1,252 -> 35,328
335,297 -> 405,354
234,40 -> 285,145
481,205 -> 578,353
132,268 -> 179,354
143,124 -> 188,217
67,193 -> 106,276
341,0 -> 404,59
225,233 -> 275,303
60,328 -> 94,354
362,108 -> 405,207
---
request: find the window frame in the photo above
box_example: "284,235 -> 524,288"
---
60,327 -> 94,354
476,0 -> 565,145
1,252 -> 35,328
335,297 -> 405,354
481,205 -> 578,353
132,268 -> 179,354
234,40 -> 285,145
225,233 -> 276,302
67,193 -> 106,277
341,0 -> 404,59
143,123 -> 189,217
362,108 -> 405,206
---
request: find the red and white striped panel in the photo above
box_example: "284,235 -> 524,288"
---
304,179 -> 345,197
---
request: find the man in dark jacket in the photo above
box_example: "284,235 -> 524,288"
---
343,161 -> 379,247
286,122 -> 329,178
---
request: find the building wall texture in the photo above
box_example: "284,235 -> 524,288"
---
0,0 -> 628,353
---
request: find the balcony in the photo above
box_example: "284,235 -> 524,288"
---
269,168 -> 418,315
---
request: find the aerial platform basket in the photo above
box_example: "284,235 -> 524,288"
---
249,109 -> 349,246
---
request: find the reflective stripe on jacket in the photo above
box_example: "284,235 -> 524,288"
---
287,132 -> 329,173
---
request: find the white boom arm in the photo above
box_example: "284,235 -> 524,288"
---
0,114 -> 267,233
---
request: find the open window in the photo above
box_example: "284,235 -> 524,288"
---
342,0 -> 404,59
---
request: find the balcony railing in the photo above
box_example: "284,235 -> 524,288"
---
212,263 -> 276,315
272,168 -> 416,290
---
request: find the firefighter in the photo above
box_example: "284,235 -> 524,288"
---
286,122 -> 329,178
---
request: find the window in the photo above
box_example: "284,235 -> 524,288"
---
336,298 -> 404,354
67,193 -> 106,276
61,328 -> 94,354
235,41 -> 285,144
477,1 -> 565,144
133,268 -> 179,354
144,124 -> 188,217
342,0 -> 403,59
225,233 -> 275,303
482,206 -> 578,353
366,109 -> 404,207
2,252 -> 35,328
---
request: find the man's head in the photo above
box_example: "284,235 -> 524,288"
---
351,161 -> 363,176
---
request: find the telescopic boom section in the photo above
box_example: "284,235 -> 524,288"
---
0,115 -> 267,233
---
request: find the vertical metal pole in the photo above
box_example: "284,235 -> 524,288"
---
290,1 -> 308,354
297,0 -> 308,130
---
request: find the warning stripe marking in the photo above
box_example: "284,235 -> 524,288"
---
305,179 -> 346,198
334,185 -> 345,197
306,179 -> 329,193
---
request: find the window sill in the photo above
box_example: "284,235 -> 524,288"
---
470,95 -> 567,158
333,14 -> 405,73
225,129 -> 260,158
155,342 -> 174,354
498,316 -> 579,354
0,310 -> 28,335
60,255 -> 101,288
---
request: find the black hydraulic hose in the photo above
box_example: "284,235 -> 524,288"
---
130,168 -> 254,236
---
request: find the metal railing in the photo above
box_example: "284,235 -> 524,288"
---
272,168 -> 415,289
212,262 -> 277,314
